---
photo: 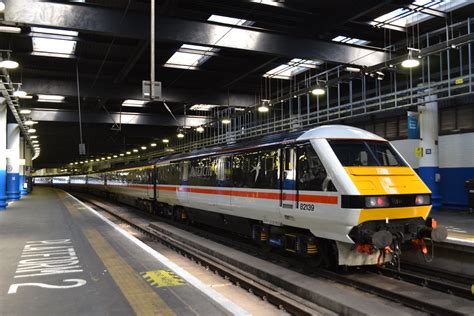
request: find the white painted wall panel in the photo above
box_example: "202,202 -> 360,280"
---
391,139 -> 420,168
439,132 -> 474,168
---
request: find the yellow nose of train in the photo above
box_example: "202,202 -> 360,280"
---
345,166 -> 432,224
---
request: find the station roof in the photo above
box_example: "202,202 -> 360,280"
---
0,0 -> 472,167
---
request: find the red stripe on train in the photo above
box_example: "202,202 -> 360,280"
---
157,185 -> 338,205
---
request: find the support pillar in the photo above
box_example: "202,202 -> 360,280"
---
6,123 -> 20,201
19,137 -> 28,195
25,146 -> 32,193
418,94 -> 441,210
0,99 -> 7,209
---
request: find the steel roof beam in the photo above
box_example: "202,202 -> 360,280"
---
29,108 -> 208,127
21,78 -> 255,107
4,0 -> 387,67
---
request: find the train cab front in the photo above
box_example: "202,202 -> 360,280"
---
328,138 -> 448,264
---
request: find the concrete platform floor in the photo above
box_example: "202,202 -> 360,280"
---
0,187 -> 249,315
431,209 -> 474,246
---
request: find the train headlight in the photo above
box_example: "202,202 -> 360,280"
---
415,194 -> 431,205
365,196 -> 389,208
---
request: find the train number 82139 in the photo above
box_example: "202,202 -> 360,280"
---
299,203 -> 315,211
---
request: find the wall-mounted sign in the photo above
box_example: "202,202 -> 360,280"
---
407,111 -> 420,139
415,147 -> 424,158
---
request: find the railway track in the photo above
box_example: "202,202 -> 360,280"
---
72,191 -> 474,315
72,192 -> 328,316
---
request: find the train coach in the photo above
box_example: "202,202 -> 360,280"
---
38,125 -> 447,267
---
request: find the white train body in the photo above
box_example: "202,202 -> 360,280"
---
41,126 -> 438,266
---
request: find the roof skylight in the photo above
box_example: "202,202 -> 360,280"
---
370,0 -> 470,31
31,27 -> 78,58
164,44 -> 215,69
208,15 -> 253,26
189,104 -> 220,111
263,58 -> 322,80
332,36 -> 369,46
122,99 -> 147,107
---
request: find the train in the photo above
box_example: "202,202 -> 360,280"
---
36,125 -> 448,267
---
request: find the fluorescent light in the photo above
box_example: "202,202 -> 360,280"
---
27,128 -> 36,133
141,146 -> 147,150
20,109 -> 32,115
332,36 -> 369,46
0,60 -> 19,69
221,118 -> 231,124
95,158 -> 100,161
37,94 -> 65,103
32,140 -> 38,144
31,27 -> 78,37
29,135 -> 38,139
208,15 -> 253,26
150,143 -> 157,147
196,126 -> 204,133
177,132 -> 185,138
162,139 -> 169,144
113,155 -> 118,158
345,66 -> 361,73
190,104 -> 219,111
263,58 -> 322,80
126,151 -> 131,155
14,90 -> 28,98
119,153 -> 124,157
24,120 -> 37,126
122,99 -> 147,107
0,26 -> 22,34
33,37 -> 76,56
107,156 -> 111,160
133,149 -> 139,153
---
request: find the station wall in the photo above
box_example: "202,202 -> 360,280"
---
392,132 -> 474,210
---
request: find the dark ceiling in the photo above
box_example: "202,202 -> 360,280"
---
1,0 -> 472,168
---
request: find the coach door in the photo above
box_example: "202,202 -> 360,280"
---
280,147 -> 298,212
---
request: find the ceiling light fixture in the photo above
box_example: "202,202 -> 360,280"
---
221,118 -> 231,125
311,86 -> 326,96
141,146 -> 147,150
122,99 -> 147,107
196,126 -> 204,133
19,109 -> 32,115
126,151 -> 131,155
27,128 -> 36,133
0,59 -> 19,69
401,48 -> 421,68
24,120 -> 37,126
345,66 -> 361,73
162,139 -> 169,144
0,2 -> 5,13
30,135 -> 38,139
133,149 -> 139,153
32,140 -> 38,144
150,143 -> 157,147
258,104 -> 269,113
0,26 -> 22,34
177,131 -> 185,138
37,94 -> 65,103
119,153 -> 124,157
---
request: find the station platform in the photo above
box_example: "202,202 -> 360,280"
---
431,209 -> 474,246
0,187 -> 248,315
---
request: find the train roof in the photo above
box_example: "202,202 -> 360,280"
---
297,125 -> 385,142
155,125 -> 386,164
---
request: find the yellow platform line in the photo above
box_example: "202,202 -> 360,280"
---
60,192 -> 175,316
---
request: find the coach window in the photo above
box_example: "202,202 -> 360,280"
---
297,143 -> 333,191
189,157 -> 217,186
232,150 -> 278,189
180,161 -> 189,184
